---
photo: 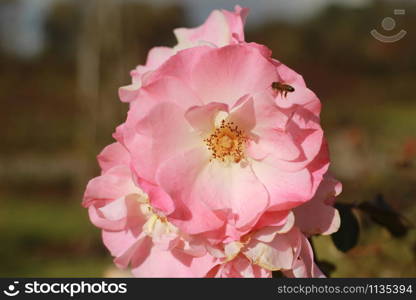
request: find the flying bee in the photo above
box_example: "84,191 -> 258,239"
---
271,81 -> 295,98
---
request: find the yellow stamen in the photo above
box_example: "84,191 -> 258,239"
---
204,120 -> 247,163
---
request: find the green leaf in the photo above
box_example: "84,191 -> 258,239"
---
331,204 -> 360,252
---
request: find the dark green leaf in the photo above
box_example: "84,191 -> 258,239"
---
331,204 -> 360,252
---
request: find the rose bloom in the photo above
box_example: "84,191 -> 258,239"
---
119,42 -> 326,240
83,6 -> 341,277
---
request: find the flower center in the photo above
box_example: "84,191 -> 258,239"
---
204,120 -> 247,163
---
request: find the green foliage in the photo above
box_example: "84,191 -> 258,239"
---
332,204 -> 360,252
0,195 -> 110,276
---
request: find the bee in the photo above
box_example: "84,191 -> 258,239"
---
271,81 -> 295,98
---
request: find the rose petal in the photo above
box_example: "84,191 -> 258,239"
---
294,174 -> 341,235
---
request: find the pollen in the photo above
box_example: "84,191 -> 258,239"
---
204,120 -> 247,163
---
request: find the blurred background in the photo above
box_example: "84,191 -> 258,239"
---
0,0 -> 415,277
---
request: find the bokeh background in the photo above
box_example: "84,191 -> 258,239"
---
0,0 -> 415,277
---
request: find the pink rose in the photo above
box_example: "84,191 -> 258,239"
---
83,6 -> 342,278
117,43 -> 327,243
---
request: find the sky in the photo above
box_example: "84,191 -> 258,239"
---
0,0 -> 375,58
0,0 -> 54,58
